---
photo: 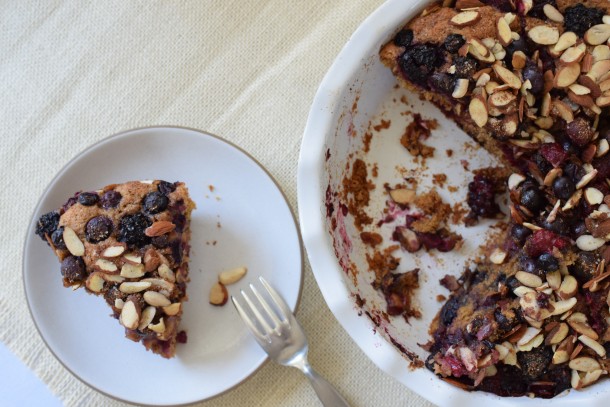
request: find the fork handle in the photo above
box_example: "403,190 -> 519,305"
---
300,363 -> 350,407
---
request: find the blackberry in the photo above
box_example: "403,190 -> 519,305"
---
78,192 -> 99,206
61,256 -> 86,284
564,4 -> 604,37
399,44 -> 443,84
158,180 -> 177,195
118,213 -> 152,248
467,174 -> 500,218
101,190 -> 122,209
393,29 -> 413,47
429,72 -> 455,95
35,211 -> 60,241
85,216 -> 114,243
453,56 -> 478,79
143,191 -> 169,214
443,33 -> 465,53
51,227 -> 67,250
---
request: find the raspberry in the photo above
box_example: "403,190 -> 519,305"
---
524,229 -> 568,257
539,143 -> 568,168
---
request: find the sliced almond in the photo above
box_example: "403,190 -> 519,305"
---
493,64 -> 521,89
592,45 -> 610,63
120,300 -> 140,330
515,271 -> 543,288
219,266 -> 248,285
557,275 -> 578,300
596,95 -> 610,107
569,83 -> 592,95
554,63 -> 581,88
120,263 -> 146,278
162,302 -> 181,316
587,60 -> 610,82
569,356 -> 601,372
597,139 -> 610,157
102,273 -> 124,283
584,24 -> 610,45
489,248 -> 507,265
143,290 -> 171,307
578,335 -> 606,357
85,272 -> 105,293
496,16 -> 512,46
144,221 -> 176,237
585,187 -> 604,205
123,252 -> 142,264
550,297 -> 577,316
545,322 -> 569,345
143,248 -> 161,272
114,298 -> 124,310
568,313 -> 599,340
157,263 -> 176,283
148,317 -> 166,334
209,282 -> 228,306
508,173 -> 526,190
513,286 -> 535,297
512,51 -> 527,69
450,10 -> 481,27
560,44 -> 586,64
552,99 -> 574,122
488,90 -> 516,107
95,258 -> 118,273
546,270 -> 562,290
469,96 -> 488,127
576,169 -> 598,189
102,245 -> 126,258
119,281 -> 152,293
138,306 -> 156,331
575,234 -> 605,251
452,78 -> 470,99
63,227 -> 85,256
141,278 -> 174,292
543,4 -> 563,23
528,25 -> 559,45
389,188 -> 416,204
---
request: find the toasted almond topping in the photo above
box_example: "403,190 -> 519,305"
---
469,39 -> 495,62
569,83 -> 592,95
512,50 -> 527,69
578,335 -> 607,357
560,44 -> 586,64
123,252 -> 142,264
552,99 -> 574,122
102,245 -> 126,258
469,96 -> 488,127
604,15 -> 610,25
143,248 -> 161,272
101,273 -> 124,283
508,173 -> 525,190
389,188 -> 416,204
513,286 -> 535,297
562,189 -> 583,211
489,248 -> 507,265
144,291 -> 171,307
95,258 -> 117,273
592,44 -> 610,63
528,25 -> 559,45
219,266 -> 248,285
162,302 -> 181,316
543,167 -> 562,187
597,139 -> 610,157
585,187 -> 604,205
141,277 -> 174,291
557,275 -> 578,300
550,297 -> 577,316
120,300 -> 140,330
493,64 -> 522,89
114,298 -> 124,310
575,234 -> 605,251
63,227 -> 85,256
489,90 -> 516,107
554,63 -> 581,88
496,16 -> 512,46
543,4 -> 563,23
120,263 -> 146,278
209,282 -> 228,306
584,24 -> 610,45
576,169 -> 598,189
148,317 -> 166,334
546,322 -> 569,345
569,356 -> 601,372
452,78 -> 470,99
157,263 -> 176,283
596,95 -> 610,107
144,221 -> 176,237
546,270 -> 561,290
450,10 -> 481,27
568,314 -> 600,340
119,281 -> 152,293
85,272 -> 105,293
517,326 -> 542,346
475,72 -> 491,87
515,271 -> 543,288
587,60 -> 610,82
553,349 -> 570,365
138,306 -> 156,331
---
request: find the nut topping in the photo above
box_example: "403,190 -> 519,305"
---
496,17 -> 512,46
63,227 -> 85,256
162,303 -> 181,316
148,317 -> 166,334
450,10 -> 481,27
120,263 -> 146,278
542,4 -> 563,23
493,64 -> 521,89
469,96 -> 488,127
144,221 -> 176,237
578,335 -> 606,357
120,300 -> 140,330
102,245 -> 126,258
569,356 -> 601,372
584,24 -> 610,46
85,272 -> 105,293
554,63 -> 581,88
452,78 -> 470,99
143,290 -> 171,307
219,266 -> 248,285
138,306 -> 156,331
209,282 -> 228,306
545,322 -> 569,345
95,258 -> 117,273
528,25 -> 559,45
119,281 -> 152,293
515,271 -> 543,288
389,188 -> 416,204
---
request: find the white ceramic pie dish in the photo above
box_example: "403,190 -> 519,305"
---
297,1 -> 610,405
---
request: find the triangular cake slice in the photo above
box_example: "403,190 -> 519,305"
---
35,180 -> 196,358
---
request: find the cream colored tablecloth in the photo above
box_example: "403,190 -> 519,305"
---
0,1 -> 435,406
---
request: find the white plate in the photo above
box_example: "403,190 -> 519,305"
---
298,1 -> 609,406
23,126 -> 303,405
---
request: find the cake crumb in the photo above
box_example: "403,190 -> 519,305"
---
432,174 -> 447,188
342,159 -> 374,230
411,189 -> 451,233
373,119 -> 391,132
436,294 -> 447,302
400,114 -> 437,159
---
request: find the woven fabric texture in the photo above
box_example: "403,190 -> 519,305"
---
0,1 -> 435,406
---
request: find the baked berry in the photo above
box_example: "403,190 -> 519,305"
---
481,0 -> 514,12
504,36 -> 526,68
443,33 -> 465,53
61,194 -> 79,212
531,151 -> 552,175
158,180 -> 177,195
440,296 -> 461,326
51,227 -> 67,250
118,213 -> 152,247
61,256 -> 86,284
539,143 -> 568,168
35,211 -> 60,241
522,61 -> 543,95
453,56 -> 478,79
467,174 -> 500,218
143,191 -> 169,214
537,253 -> 559,272
85,215 -> 114,243
78,192 -> 99,206
520,257 -> 538,275
566,117 -> 594,147
399,44 -> 443,84
528,0 -> 557,20
429,72 -> 456,95
510,224 -> 531,244
552,176 -> 575,201
517,346 -> 552,380
101,190 -> 122,209
520,187 -> 546,213
394,29 -> 414,47
151,234 -> 170,248
564,4 -> 604,36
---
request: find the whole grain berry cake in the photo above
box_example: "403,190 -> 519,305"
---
380,0 -> 610,398
35,180 -> 195,358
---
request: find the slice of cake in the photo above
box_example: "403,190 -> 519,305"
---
379,0 -> 610,398
35,180 -> 195,358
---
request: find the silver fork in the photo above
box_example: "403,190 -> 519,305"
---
232,277 -> 350,407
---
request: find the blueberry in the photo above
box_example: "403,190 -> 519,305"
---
35,211 -> 60,241
510,224 -> 531,244
443,34 -> 465,53
101,190 -> 122,209
552,176 -> 575,201
453,56 -> 478,79
61,256 -> 86,284
394,29 -> 413,47
78,192 -> 99,206
566,117 -> 594,147
158,181 -> 177,195
51,227 -> 67,250
520,187 -> 546,213
429,72 -> 455,95
520,257 -> 538,274
564,4 -> 604,36
537,253 -> 559,272
143,191 -> 169,214
85,216 -> 114,243
522,62 -> 543,95
118,213 -> 151,247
